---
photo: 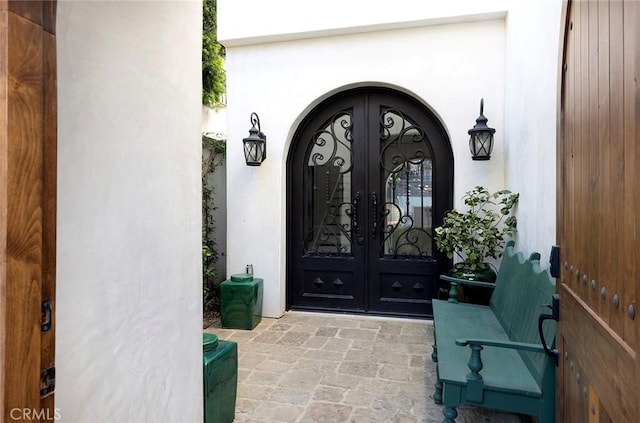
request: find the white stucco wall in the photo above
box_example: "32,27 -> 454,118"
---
56,1 -> 203,422
220,4 -> 508,317
219,0 -> 508,47
202,105 -> 227,139
504,0 -> 563,259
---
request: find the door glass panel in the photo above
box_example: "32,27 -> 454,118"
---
304,110 -> 354,256
379,108 -> 433,258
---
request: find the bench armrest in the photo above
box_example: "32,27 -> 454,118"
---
452,338 -> 548,403
439,275 -> 496,303
455,338 -> 547,354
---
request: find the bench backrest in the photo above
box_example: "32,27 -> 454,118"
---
490,241 -> 557,386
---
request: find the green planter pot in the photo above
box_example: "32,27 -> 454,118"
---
448,264 -> 496,305
203,333 -> 238,423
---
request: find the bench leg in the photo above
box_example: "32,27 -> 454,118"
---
539,405 -> 555,423
432,326 -> 438,362
442,406 -> 458,423
433,380 -> 442,404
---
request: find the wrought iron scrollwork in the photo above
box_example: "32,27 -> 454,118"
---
304,110 -> 356,256
382,207 -> 432,258
380,108 -> 430,173
304,200 -> 355,256
379,108 -> 434,259
308,111 -> 353,171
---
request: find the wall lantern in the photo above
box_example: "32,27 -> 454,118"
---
243,112 -> 267,166
468,98 -> 495,161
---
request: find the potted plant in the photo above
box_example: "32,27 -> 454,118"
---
435,186 -> 519,301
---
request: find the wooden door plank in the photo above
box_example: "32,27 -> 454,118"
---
565,0 -> 577,299
631,0 -> 640,412
40,30 -> 56,414
607,0 -> 625,338
571,0 -> 583,301
0,9 -> 8,422
622,0 -> 638,351
6,0 -> 42,26
42,0 -> 55,34
576,0 -> 585,301
597,0 -> 613,328
4,10 -> 44,419
563,354 -> 586,422
586,0 -> 599,314
579,0 -> 591,308
560,285 -> 636,423
588,384 -> 599,423
2,2 -> 56,418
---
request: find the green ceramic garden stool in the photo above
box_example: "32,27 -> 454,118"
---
220,273 -> 263,329
203,333 -> 237,423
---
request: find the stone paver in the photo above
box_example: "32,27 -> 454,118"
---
206,312 -> 521,423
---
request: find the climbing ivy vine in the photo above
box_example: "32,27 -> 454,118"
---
202,134 -> 226,313
202,0 -> 226,107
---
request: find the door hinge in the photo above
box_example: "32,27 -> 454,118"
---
41,300 -> 52,332
549,246 -> 560,278
40,367 -> 55,398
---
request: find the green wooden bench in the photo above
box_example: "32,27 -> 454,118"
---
431,240 -> 557,423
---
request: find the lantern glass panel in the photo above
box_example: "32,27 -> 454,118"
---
244,139 -> 265,166
469,132 -> 493,160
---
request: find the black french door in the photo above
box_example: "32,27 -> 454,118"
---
287,88 -> 453,318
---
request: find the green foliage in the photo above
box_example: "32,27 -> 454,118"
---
202,246 -> 218,311
202,0 -> 226,106
202,134 -> 226,313
435,186 -> 519,270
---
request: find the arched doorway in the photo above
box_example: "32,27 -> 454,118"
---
287,87 -> 453,318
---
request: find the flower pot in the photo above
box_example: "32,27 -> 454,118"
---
448,264 -> 496,305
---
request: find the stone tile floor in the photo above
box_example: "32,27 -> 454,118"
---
205,311 -> 523,423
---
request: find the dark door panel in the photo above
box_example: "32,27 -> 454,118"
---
290,257 -> 365,311
287,88 -> 452,318
371,262 -> 439,317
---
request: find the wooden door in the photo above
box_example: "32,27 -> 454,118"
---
557,1 -> 638,421
287,87 -> 453,318
1,1 -> 57,420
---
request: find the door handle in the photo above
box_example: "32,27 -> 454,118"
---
371,192 -> 378,238
352,192 -> 364,245
538,293 -> 559,366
